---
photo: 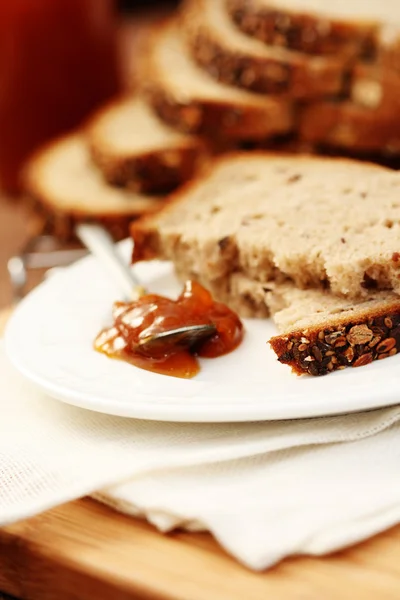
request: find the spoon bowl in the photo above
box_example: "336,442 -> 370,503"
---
137,323 -> 217,356
76,224 -> 217,354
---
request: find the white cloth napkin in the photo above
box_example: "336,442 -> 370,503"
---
2,344 -> 400,571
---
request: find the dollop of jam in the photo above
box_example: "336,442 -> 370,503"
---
94,280 -> 244,378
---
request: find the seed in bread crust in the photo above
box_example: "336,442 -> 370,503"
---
312,345 -> 322,361
353,353 -> 373,368
343,346 -> 355,362
307,361 -> 319,376
274,309 -> 400,377
376,338 -> 396,353
324,330 -> 344,344
369,336 -> 381,348
333,336 -> 347,347
346,324 -> 373,346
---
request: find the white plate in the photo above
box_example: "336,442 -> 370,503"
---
5,240 -> 400,422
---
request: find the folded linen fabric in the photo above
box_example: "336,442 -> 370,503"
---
1,343 -> 400,570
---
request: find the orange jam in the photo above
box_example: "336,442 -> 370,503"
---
95,281 -> 244,378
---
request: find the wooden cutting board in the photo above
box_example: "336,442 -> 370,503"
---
2,308 -> 400,600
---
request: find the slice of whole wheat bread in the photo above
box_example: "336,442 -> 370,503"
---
158,263 -> 400,376
181,0 -> 346,98
87,96 -> 208,193
226,0 -> 389,59
130,152 -> 400,299
299,64 -> 400,154
24,134 -> 162,242
139,21 -> 294,141
267,283 -> 400,375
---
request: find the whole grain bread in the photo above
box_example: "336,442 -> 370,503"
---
130,152 -> 400,299
140,21 -> 294,141
24,134 -> 162,242
226,0 -> 384,59
299,64 -> 400,154
267,283 -> 400,375
156,261 -> 400,376
181,0 -> 346,99
87,96 -> 208,193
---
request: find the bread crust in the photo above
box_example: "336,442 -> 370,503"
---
299,102 -> 400,153
299,65 -> 400,153
25,193 -> 137,242
176,268 -> 400,377
226,0 -> 378,59
270,303 -> 400,375
141,21 -> 294,141
89,135 -> 205,194
182,0 -> 346,99
87,98 -> 208,193
24,134 -> 162,242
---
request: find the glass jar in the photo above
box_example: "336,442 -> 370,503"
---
0,0 -> 121,194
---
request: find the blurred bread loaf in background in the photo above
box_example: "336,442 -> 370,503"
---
23,0 -> 400,240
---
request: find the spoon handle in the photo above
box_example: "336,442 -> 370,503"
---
76,224 -> 145,301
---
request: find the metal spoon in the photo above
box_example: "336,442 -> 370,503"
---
75,224 -> 217,353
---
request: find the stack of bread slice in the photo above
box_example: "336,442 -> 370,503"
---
24,0 -> 400,239
24,96 -> 209,241
130,153 -> 400,376
25,4 -> 301,240
181,0 -> 346,99
180,0 -> 400,157
140,21 -> 293,142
